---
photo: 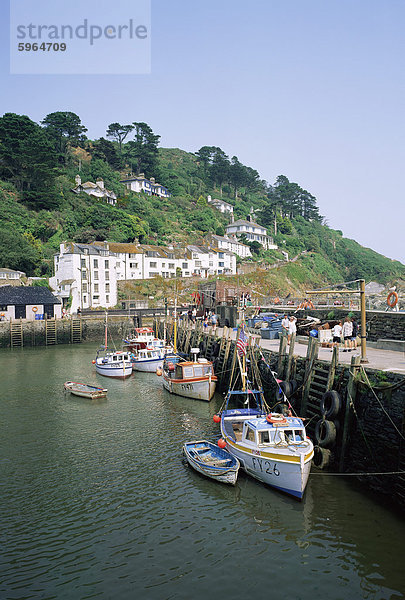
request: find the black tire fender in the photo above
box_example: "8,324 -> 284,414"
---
320,390 -> 341,419
313,446 -> 332,469
212,341 -> 220,358
279,381 -> 292,398
314,419 -> 336,448
199,340 -> 207,356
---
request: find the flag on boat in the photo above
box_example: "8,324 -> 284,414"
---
237,328 -> 248,356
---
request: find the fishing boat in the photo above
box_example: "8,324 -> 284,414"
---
123,327 -> 156,351
183,440 -> 240,485
131,347 -> 165,373
161,348 -> 217,402
216,328 -> 313,499
64,381 -> 108,399
94,313 -> 133,378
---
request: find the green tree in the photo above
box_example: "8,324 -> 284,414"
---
93,137 -> 121,169
125,122 -> 160,177
0,113 -> 59,209
0,225 -> 42,273
106,122 -> 134,153
41,111 -> 87,163
210,147 -> 230,197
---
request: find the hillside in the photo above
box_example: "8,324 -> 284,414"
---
0,111 -> 404,295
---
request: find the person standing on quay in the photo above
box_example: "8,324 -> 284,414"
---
342,316 -> 353,352
282,314 -> 289,335
331,320 -> 342,350
351,317 -> 358,350
287,316 -> 296,344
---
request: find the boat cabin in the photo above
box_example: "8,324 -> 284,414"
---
175,360 -> 214,380
135,348 -> 161,360
228,416 -> 306,445
101,351 -> 131,363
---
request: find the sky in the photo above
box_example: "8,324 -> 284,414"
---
1,0 -> 404,263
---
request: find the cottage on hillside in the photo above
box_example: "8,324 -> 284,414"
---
71,175 -> 117,206
119,173 -> 171,198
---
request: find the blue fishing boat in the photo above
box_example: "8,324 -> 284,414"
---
183,440 -> 240,485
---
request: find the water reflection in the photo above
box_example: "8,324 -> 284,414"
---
0,343 -> 404,600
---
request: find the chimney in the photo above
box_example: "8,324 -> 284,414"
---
96,178 -> 104,189
150,177 -> 155,184
75,174 -> 81,186
247,214 -> 251,222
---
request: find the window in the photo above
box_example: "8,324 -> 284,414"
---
182,263 -> 188,269
219,262 -> 224,267
106,295 -> 109,303
81,258 -> 86,267
83,295 -> 87,303
93,259 -> 98,268
150,262 -> 157,268
130,262 -> 138,268
245,426 -> 255,442
82,283 -> 87,293
259,431 -> 270,444
93,295 -> 99,301
94,283 -> 99,292
94,270 -> 99,280
195,261 -> 201,267
168,263 -> 175,269
0,304 -> 7,311
161,262 -> 166,267
105,260 -> 109,269
116,261 -> 120,268
105,283 -> 110,293
105,271 -> 110,281
81,270 -> 87,280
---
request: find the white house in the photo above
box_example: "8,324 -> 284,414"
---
225,215 -> 277,250
0,268 -> 26,286
50,243 -> 118,312
0,285 -> 61,320
208,234 -> 252,258
71,175 -> 117,205
120,174 -> 171,199
185,246 -> 236,277
207,195 -> 234,215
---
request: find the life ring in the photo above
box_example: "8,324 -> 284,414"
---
32,306 -> 38,313
387,291 -> 398,308
266,413 -> 287,425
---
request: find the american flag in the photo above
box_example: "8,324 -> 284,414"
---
237,328 -> 248,356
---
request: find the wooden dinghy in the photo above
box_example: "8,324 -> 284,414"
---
64,381 -> 108,399
183,440 -> 240,485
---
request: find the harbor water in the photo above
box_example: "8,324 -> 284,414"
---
1,343 -> 404,600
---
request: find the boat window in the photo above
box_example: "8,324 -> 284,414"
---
193,366 -> 203,377
175,366 -> 182,378
284,430 -> 294,443
244,426 -> 255,443
203,365 -> 212,375
183,366 -> 194,378
294,430 -> 304,441
259,431 -> 271,444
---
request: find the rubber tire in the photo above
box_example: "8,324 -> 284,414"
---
212,341 -> 220,358
279,381 -> 292,398
313,446 -> 332,469
320,390 -> 341,419
289,379 -> 298,394
274,402 -> 289,416
199,340 -> 206,356
314,419 -> 336,448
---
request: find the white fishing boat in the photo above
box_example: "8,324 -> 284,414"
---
123,327 -> 156,351
131,347 -> 165,373
216,328 -> 313,499
161,348 -> 217,402
94,313 -> 133,379
183,440 -> 240,485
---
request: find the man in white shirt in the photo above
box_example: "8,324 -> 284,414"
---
281,315 -> 289,336
331,321 -> 342,350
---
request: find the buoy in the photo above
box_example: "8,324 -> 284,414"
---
168,362 -> 175,372
266,413 -> 288,425
387,291 -> 399,308
213,414 -> 221,423
92,360 -> 96,364
217,438 -> 226,449
156,368 -> 162,376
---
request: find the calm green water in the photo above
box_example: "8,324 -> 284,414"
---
1,343 -> 404,600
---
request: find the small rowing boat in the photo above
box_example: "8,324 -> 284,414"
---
183,440 -> 240,485
64,381 -> 108,399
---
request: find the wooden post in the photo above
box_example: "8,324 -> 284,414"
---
301,336 -> 319,414
339,355 -> 361,472
326,345 -> 339,390
277,333 -> 288,378
359,279 -> 368,364
285,333 -> 295,380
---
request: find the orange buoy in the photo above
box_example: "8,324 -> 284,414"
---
217,438 -> 227,448
213,414 -> 221,423
266,413 -> 287,425
92,360 -> 96,364
156,368 -> 162,376
387,291 -> 398,308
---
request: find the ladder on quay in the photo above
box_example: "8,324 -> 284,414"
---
45,318 -> 57,345
10,320 -> 23,347
71,318 -> 82,343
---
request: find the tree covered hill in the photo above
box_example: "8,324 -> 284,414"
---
0,110 -> 404,292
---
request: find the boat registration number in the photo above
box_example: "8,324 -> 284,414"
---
251,457 -> 280,477
181,383 -> 194,391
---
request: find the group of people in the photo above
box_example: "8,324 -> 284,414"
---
281,314 -> 297,344
331,316 -> 358,352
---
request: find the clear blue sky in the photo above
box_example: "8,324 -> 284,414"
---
2,0 -> 404,263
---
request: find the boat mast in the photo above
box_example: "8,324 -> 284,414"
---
173,297 -> 177,353
104,310 -> 108,348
